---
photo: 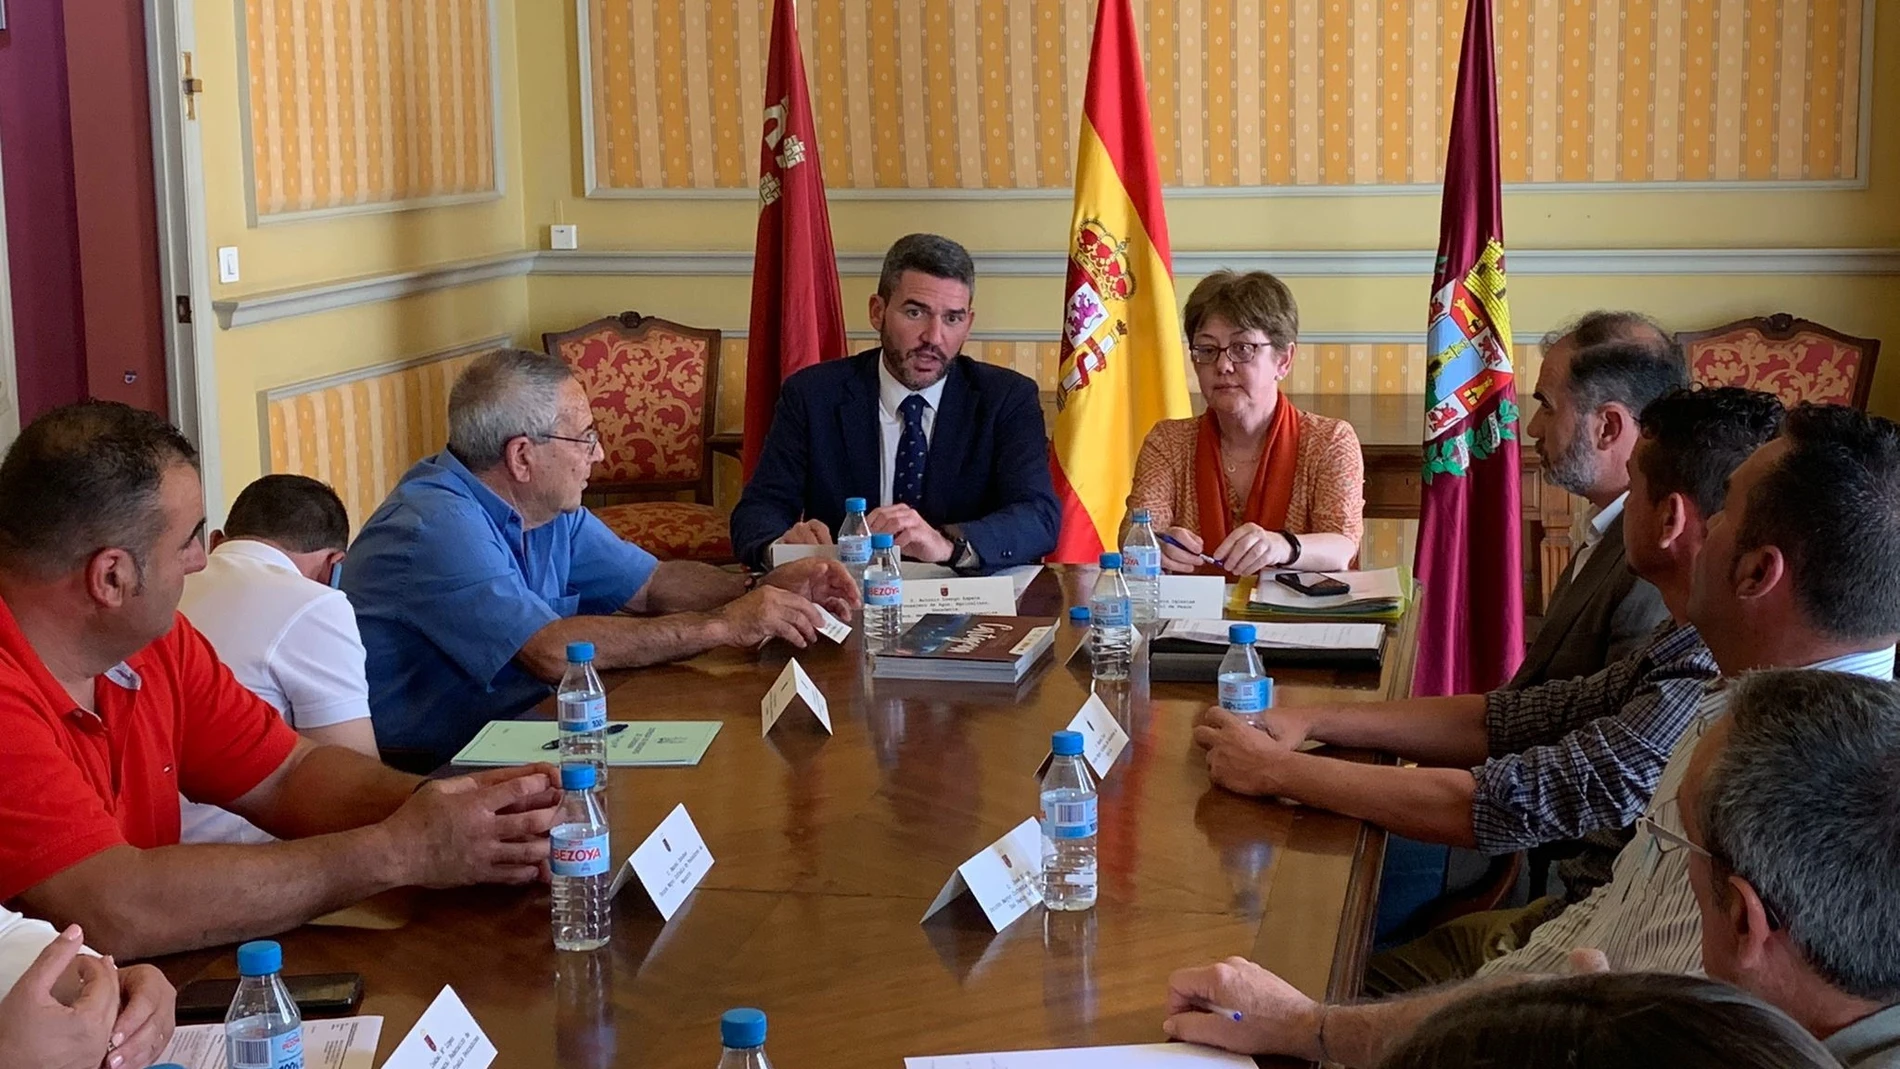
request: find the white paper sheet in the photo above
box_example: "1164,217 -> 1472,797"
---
1163,619 -> 1385,650
158,1017 -> 382,1069
905,1042 -> 1257,1067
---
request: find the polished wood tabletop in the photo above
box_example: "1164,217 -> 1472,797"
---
162,569 -> 1415,1068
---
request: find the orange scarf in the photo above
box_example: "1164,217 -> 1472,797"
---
1194,398 -> 1302,552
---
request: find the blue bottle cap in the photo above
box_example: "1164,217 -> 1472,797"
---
844,497 -> 867,512
566,642 -> 595,663
1099,552 -> 1122,570
1229,623 -> 1257,645
235,940 -> 282,977
871,532 -> 896,550
149,1065 -> 190,1069
1132,508 -> 1152,524
560,764 -> 598,791
1068,605 -> 1091,622
721,1008 -> 768,1049
1052,730 -> 1084,756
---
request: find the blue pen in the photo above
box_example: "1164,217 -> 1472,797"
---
1204,1003 -> 1245,1022
1158,531 -> 1223,567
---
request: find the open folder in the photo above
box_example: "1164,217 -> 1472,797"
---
1149,618 -> 1386,680
449,720 -> 721,767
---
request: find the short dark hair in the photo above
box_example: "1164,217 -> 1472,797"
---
1737,404 -> 1900,642
1703,670 -> 1900,1003
223,475 -> 350,554
1378,972 -> 1836,1069
1566,338 -> 1691,419
0,401 -> 200,578
1635,387 -> 1784,517
1544,309 -> 1681,362
876,233 -> 975,301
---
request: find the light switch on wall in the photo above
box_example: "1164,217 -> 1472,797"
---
217,246 -> 241,284
549,225 -> 578,250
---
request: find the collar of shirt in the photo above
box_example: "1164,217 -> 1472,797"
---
1825,1003 -> 1900,1068
210,538 -> 302,576
0,595 -> 142,725
1808,645 -> 1898,680
876,353 -> 948,421
429,449 -> 528,541
1572,491 -> 1628,550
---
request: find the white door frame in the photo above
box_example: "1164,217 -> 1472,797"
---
143,0 -> 222,518
0,119 -> 19,451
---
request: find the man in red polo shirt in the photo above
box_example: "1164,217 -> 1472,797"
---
0,402 -> 561,959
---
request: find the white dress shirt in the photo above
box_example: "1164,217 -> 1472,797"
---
876,355 -> 947,508
1566,491 -> 1627,578
1478,644 -> 1897,978
176,539 -> 373,845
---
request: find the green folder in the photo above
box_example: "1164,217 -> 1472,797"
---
450,720 -> 722,767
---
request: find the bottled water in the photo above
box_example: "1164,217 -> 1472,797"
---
1089,553 -> 1133,682
551,764 -> 612,951
1040,730 -> 1099,911
1218,623 -> 1274,729
1121,509 -> 1163,632
716,1008 -> 773,1069
837,497 -> 872,586
863,532 -> 905,655
225,941 -> 304,1069
558,643 -> 608,785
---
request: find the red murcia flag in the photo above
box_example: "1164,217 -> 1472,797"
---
1413,0 -> 1525,696
741,0 -> 847,478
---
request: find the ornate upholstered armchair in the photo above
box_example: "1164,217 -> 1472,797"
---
1676,314 -> 1881,410
541,312 -> 734,563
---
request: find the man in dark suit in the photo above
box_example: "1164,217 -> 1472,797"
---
730,234 -> 1060,573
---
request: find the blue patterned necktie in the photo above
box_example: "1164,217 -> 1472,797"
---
893,394 -> 929,509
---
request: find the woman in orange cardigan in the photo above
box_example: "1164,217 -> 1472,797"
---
1126,270 -> 1365,576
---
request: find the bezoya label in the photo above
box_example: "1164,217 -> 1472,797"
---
559,695 -> 607,733
838,535 -> 873,565
1091,594 -> 1132,627
1043,796 -> 1098,840
230,1028 -> 304,1069
1219,677 -> 1270,713
1123,544 -> 1162,579
863,576 -> 903,607
551,829 -> 611,877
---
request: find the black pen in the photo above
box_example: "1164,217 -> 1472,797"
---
541,722 -> 632,750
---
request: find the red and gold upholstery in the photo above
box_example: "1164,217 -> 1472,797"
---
1677,314 -> 1881,410
542,313 -> 732,563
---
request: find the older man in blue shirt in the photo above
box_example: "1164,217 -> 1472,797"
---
345,348 -> 858,765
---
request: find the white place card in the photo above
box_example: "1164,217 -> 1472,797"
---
380,987 -> 495,1069
768,542 -> 841,567
1034,694 -> 1129,780
900,576 -> 1018,621
1155,575 -> 1227,619
761,659 -> 833,736
814,604 -> 853,644
920,817 -> 1044,931
611,802 -> 715,922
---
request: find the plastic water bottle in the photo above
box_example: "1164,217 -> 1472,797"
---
558,643 -> 608,784
717,1008 -> 773,1069
225,941 -> 303,1069
1040,730 -> 1099,911
551,764 -> 612,951
1090,553 -> 1133,682
1218,623 -> 1274,729
1121,509 -> 1163,632
837,497 -> 872,587
863,532 -> 905,655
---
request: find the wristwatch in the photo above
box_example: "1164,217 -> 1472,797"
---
1278,529 -> 1304,567
945,527 -> 981,572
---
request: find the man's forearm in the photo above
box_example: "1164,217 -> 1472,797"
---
1323,973 -> 1537,1067
520,612 -> 731,681
636,560 -> 747,614
20,832 -> 407,959
239,745 -> 420,839
1308,694 -> 1491,766
1273,753 -> 1479,848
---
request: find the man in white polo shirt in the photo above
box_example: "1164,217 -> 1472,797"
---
178,474 -> 376,843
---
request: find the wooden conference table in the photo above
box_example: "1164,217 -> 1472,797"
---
161,568 -> 1418,1068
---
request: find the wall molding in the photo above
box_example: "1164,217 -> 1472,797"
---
584,177 -> 1872,201
212,246 -> 1900,329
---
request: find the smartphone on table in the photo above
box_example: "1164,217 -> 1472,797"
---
1274,572 -> 1351,597
175,972 -> 364,1023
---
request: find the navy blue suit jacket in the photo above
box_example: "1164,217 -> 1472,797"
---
730,349 -> 1061,571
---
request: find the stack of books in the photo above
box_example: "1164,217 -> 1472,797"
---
871,614 -> 1058,684
1228,567 -> 1409,623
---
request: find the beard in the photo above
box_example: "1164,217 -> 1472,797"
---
880,331 -> 952,391
1540,427 -> 1601,497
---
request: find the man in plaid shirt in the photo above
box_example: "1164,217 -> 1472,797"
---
1194,387 -> 1786,989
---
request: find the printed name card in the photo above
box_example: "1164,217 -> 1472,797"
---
609,803 -> 715,922
1035,694 -> 1130,780
900,576 -> 1018,621
1156,575 -> 1227,620
761,659 -> 833,736
380,986 -> 495,1069
814,604 -> 853,644
768,542 -> 841,567
920,817 -> 1044,931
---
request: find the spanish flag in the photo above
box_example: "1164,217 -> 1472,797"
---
1048,0 -> 1191,563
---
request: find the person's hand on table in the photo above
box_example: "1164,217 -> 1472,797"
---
1159,526 -> 1209,574
384,767 -> 559,888
1258,708 -> 1317,751
1193,707 -> 1297,796
761,557 -> 860,619
867,505 -> 954,564
1211,524 -> 1295,577
0,925 -> 118,1069
108,964 -> 176,1069
715,585 -> 825,648
1162,955 -> 1323,1059
778,519 -> 833,546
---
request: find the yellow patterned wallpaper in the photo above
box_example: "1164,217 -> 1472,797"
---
584,0 -> 1865,191
245,0 -> 499,217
